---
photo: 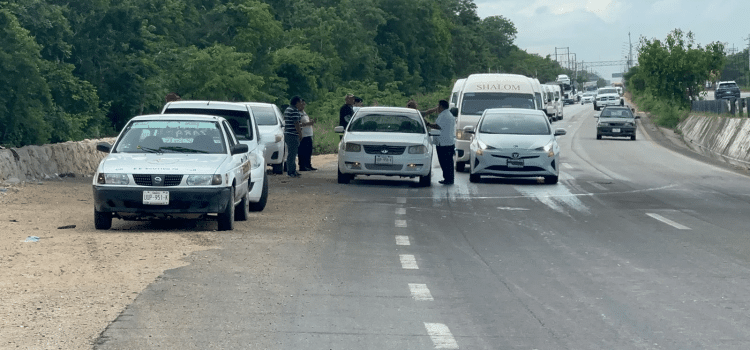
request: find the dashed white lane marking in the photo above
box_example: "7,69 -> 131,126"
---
424,322 -> 459,349
497,206 -> 530,211
408,283 -> 434,301
396,207 -> 407,215
397,197 -> 407,204
587,181 -> 608,191
395,219 -> 407,228
395,235 -> 411,246
647,213 -> 691,230
400,254 -> 419,269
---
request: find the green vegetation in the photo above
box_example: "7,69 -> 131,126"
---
625,29 -> 725,128
1,0 -> 568,149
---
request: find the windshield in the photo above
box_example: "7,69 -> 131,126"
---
600,109 -> 633,118
598,88 -> 618,94
348,113 -> 425,133
113,120 -> 226,154
479,113 -> 550,135
460,92 -> 536,116
248,105 -> 280,126
163,108 -> 253,140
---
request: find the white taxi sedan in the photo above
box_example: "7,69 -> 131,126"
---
334,107 -> 438,186
92,114 -> 257,231
466,108 -> 566,184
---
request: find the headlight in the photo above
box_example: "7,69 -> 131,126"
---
408,145 -> 427,154
535,141 -> 555,157
186,174 -> 223,186
625,122 -> 634,127
456,130 -> 473,141
97,173 -> 129,185
275,133 -> 283,143
344,143 -> 361,152
248,153 -> 262,170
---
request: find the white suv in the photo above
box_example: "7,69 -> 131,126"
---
161,101 -> 268,211
593,87 -> 623,110
244,102 -> 287,174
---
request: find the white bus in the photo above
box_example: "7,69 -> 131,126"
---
453,73 -> 538,172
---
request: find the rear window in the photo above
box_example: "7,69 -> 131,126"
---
163,107 -> 253,140
600,109 -> 633,118
719,82 -> 739,89
248,105 -> 280,126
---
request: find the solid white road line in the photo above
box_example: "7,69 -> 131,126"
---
647,213 -> 691,230
400,254 -> 419,269
396,235 -> 411,246
408,283 -> 434,301
396,207 -> 407,215
395,219 -> 407,228
424,322 -> 459,349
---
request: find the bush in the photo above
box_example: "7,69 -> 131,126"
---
632,91 -> 689,129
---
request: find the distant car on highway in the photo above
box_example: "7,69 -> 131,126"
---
580,91 -> 595,104
593,87 -> 623,110
92,114 -> 256,231
334,107 -> 438,186
714,81 -> 741,100
464,108 -> 566,184
596,106 -> 639,141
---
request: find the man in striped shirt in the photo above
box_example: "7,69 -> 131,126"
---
284,96 -> 304,177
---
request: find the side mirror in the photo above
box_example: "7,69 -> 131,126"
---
554,129 -> 567,136
96,142 -> 112,153
334,126 -> 345,133
428,129 -> 441,136
231,143 -> 249,155
450,107 -> 458,117
463,125 -> 475,134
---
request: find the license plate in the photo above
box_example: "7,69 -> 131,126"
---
507,159 -> 524,168
612,128 -> 621,133
375,155 -> 393,165
143,191 -> 169,205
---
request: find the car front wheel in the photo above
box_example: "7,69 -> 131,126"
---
469,173 -> 481,183
218,189 -> 235,231
337,167 -> 351,184
456,161 -> 466,172
94,209 -> 112,230
418,171 -> 432,187
544,175 -> 559,184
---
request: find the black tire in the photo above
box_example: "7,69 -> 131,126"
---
249,173 -> 268,212
235,186 -> 250,221
631,134 -> 636,141
469,173 -> 481,183
545,175 -> 559,184
594,105 -> 600,111
456,161 -> 466,172
418,171 -> 432,187
596,134 -> 602,140
94,209 -> 112,230
272,162 -> 284,174
218,189 -> 235,231
337,167 -> 351,184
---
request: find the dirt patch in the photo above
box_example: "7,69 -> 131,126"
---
0,154 -> 339,349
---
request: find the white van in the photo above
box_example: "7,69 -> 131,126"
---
453,73 -> 537,172
449,78 -> 466,109
544,83 -> 563,121
529,78 -> 545,111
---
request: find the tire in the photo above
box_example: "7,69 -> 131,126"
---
94,209 -> 112,230
337,167 -> 351,184
235,186 -> 250,221
249,173 -> 268,212
418,171 -> 432,187
469,173 -> 481,183
218,189 -> 235,231
456,161 -> 466,172
631,134 -> 636,141
545,175 -> 559,184
596,134 -> 602,140
272,162 -> 284,174
594,105 -> 600,111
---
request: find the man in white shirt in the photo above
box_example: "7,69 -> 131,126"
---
298,99 -> 316,171
425,100 -> 455,185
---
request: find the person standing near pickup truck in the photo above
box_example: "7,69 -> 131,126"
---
284,96 -> 304,178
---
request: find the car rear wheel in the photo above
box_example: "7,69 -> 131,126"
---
249,173 -> 268,212
469,173 -> 481,183
456,161 -> 466,172
544,175 -> 559,184
94,209 -> 112,230
337,167 -> 351,184
218,189 -> 235,231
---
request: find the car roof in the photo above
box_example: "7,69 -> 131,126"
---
163,100 -> 249,111
243,102 -> 279,108
131,113 -> 227,122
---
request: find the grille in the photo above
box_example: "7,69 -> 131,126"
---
365,164 -> 403,171
492,154 -> 540,160
133,174 -> 183,186
487,165 -> 545,172
363,145 -> 406,155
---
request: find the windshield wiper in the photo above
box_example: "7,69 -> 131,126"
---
139,147 -> 163,153
159,146 -> 208,153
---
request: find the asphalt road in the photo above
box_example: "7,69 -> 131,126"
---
96,104 -> 750,349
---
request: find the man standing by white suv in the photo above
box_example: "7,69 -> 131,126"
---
284,96 -> 304,178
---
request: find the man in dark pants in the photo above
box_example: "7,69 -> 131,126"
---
425,100 -> 456,185
283,96 -> 304,177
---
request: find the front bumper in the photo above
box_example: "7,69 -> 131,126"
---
338,152 -> 432,177
471,150 -> 558,177
93,185 -> 231,218
263,141 -> 285,165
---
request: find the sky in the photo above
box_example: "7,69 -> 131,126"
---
474,0 -> 750,83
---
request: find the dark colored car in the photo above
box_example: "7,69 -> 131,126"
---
714,81 -> 741,100
596,106 -> 640,141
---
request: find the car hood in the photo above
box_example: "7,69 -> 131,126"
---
344,131 -> 430,145
99,153 -> 229,174
478,133 -> 553,150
